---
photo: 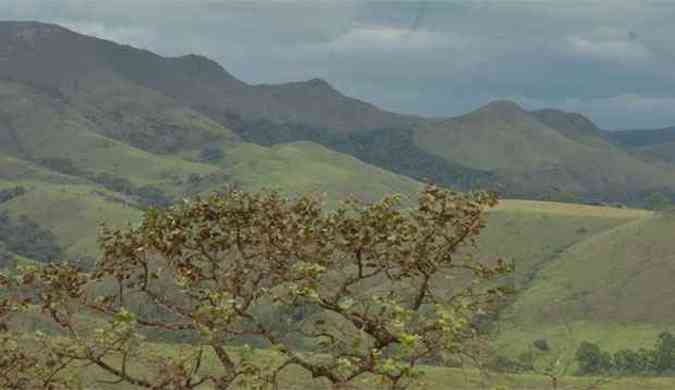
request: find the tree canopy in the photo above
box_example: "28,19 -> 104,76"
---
0,185 -> 511,389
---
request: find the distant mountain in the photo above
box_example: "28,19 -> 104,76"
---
413,101 -> 675,201
0,21 -> 423,265
531,108 -> 605,146
604,127 -> 675,165
4,21 -> 675,361
3,21 -> 674,204
0,21 -> 418,134
604,126 -> 675,148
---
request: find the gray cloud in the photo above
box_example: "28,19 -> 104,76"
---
2,0 -> 675,129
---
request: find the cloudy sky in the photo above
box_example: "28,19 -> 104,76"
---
3,0 -> 675,129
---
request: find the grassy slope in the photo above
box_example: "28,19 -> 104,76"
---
631,141 -> 675,165
45,340 -> 675,389
480,200 -> 651,287
0,139 -> 426,261
0,78 -> 428,261
0,80 -> 225,195
68,72 -> 239,154
211,141 -> 424,204
0,154 -> 85,185
494,211 -> 675,365
0,182 -> 142,260
415,102 -> 579,172
413,102 -> 675,197
4,194 -> 670,388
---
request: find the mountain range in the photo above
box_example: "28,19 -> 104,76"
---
1,20 -> 674,264
3,20 -> 675,373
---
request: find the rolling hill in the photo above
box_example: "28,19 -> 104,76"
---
3,21 -> 675,204
605,126 -> 675,166
2,20 -> 675,376
0,21 -> 426,265
492,209 -> 675,369
413,102 -> 675,201
0,21 -> 419,134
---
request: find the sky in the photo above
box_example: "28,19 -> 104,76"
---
2,0 -> 675,129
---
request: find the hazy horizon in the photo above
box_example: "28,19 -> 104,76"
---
3,1 -> 675,130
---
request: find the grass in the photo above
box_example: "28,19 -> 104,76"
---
478,200 -> 651,287
492,211 -> 675,367
3,191 -> 673,388
504,213 -> 675,324
0,80 -> 225,196
222,141 -> 423,204
3,75 -> 674,373
0,182 -> 142,260
0,154 -> 83,184
18,336 -> 675,389
412,102 -> 675,197
69,74 -> 239,152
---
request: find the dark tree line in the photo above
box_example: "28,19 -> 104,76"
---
576,332 -> 675,376
37,157 -> 171,208
0,186 -> 26,204
0,211 -> 63,263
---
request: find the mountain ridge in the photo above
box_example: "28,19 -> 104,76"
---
1,20 -> 674,205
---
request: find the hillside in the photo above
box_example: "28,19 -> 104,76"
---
0,21 -> 418,134
3,21 -> 675,203
413,101 -> 675,201
0,63 -> 424,266
2,20 -> 675,376
492,210 -> 675,368
604,127 -> 675,166
531,108 -> 607,146
605,127 -> 675,148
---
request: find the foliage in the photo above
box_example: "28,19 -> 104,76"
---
1,185 -> 511,389
0,272 -> 82,389
0,185 -> 26,204
533,338 -> 550,352
654,331 -> 675,373
0,211 -> 63,263
644,192 -> 672,211
198,144 -> 225,162
575,332 -> 675,376
575,341 -> 612,375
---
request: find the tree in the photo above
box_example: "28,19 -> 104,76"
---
575,341 -> 612,375
0,185 -> 511,389
199,144 -> 225,162
613,349 -> 643,374
644,192 -> 672,211
654,331 -> 675,373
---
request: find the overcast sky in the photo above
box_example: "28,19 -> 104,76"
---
3,0 -> 675,129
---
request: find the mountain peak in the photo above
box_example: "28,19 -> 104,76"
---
531,108 -> 602,142
0,21 -> 71,47
307,77 -> 333,88
480,100 -> 526,114
171,53 -> 235,81
275,77 -> 338,94
465,100 -> 530,123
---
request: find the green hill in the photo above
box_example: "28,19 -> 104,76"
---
493,210 -> 675,366
222,141 -> 422,203
0,59 -> 425,265
5,21 -> 675,203
2,21 -> 675,382
531,108 -> 607,146
413,101 -> 675,201
0,183 -> 142,261
479,200 -> 651,286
